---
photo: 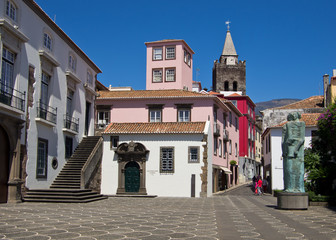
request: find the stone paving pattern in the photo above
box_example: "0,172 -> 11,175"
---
0,184 -> 335,239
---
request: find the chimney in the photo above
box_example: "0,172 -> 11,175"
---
323,74 -> 329,108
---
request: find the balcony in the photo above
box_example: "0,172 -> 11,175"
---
36,100 -> 57,126
63,114 -> 79,135
0,81 -> 25,112
213,123 -> 220,136
223,129 -> 229,141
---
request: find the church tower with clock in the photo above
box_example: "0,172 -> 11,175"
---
212,23 -> 246,95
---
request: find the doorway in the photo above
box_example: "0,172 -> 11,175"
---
85,101 -> 91,135
0,126 -> 9,203
125,161 -> 140,193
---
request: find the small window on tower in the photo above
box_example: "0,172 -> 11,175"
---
224,81 -> 229,91
233,81 -> 238,91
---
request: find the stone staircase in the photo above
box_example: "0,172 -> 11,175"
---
23,136 -> 107,203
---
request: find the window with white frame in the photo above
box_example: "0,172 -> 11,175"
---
1,47 -> 15,92
166,46 -> 175,59
152,69 -> 163,83
43,33 -> 52,51
165,68 -> 175,82
153,47 -> 163,60
187,53 -> 191,66
87,70 -> 93,86
160,147 -> 174,173
6,0 -> 17,21
149,109 -> 161,122
188,147 -> 199,163
68,53 -> 76,72
178,109 -> 190,122
97,111 -> 110,128
36,138 -> 48,178
219,139 -> 222,157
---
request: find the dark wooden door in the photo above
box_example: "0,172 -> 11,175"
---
0,126 -> 9,203
125,162 -> 140,193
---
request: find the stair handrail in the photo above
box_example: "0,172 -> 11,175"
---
80,137 -> 103,189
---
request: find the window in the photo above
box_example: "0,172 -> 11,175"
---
65,136 -> 73,159
214,138 -> 217,155
87,70 -> 93,86
235,143 -> 238,157
233,81 -> 238,91
166,46 -> 175,59
1,47 -> 15,92
160,147 -> 174,173
43,33 -> 52,51
148,105 -> 163,122
149,109 -> 161,122
223,141 -> 227,158
36,138 -> 48,178
184,50 -> 191,66
40,72 -> 50,106
6,1 -> 17,21
231,100 -> 237,107
97,111 -> 110,128
187,53 -> 191,66
184,50 -> 187,63
229,112 -> 232,126
219,139 -> 222,157
178,109 -> 190,122
153,47 -> 163,60
229,140 -> 232,155
110,136 -> 119,149
223,113 -> 226,128
188,147 -> 200,163
165,68 -> 175,82
152,69 -> 163,83
224,81 -> 229,91
235,117 -> 238,132
66,90 -> 73,116
68,54 -> 76,72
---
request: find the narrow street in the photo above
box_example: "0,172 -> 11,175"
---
0,184 -> 335,239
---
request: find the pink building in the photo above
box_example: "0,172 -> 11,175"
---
145,40 -> 194,91
96,39 -> 242,197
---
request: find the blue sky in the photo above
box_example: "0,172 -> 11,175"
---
34,0 -> 336,103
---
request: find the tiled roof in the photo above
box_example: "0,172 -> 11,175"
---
97,89 -> 213,99
103,122 -> 206,134
228,93 -> 242,97
274,113 -> 320,127
274,96 -> 324,110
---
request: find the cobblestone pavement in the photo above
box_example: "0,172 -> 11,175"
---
0,185 -> 335,240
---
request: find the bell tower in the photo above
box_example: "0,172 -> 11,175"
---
212,22 -> 246,95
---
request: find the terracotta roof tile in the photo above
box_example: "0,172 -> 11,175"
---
97,89 -> 213,99
274,113 -> 320,127
103,122 -> 206,134
228,93 -> 242,97
274,96 -> 324,110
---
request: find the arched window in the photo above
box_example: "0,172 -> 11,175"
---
5,0 -> 17,21
224,81 -> 229,91
233,81 -> 238,91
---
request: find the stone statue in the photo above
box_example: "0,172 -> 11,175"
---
282,112 -> 305,193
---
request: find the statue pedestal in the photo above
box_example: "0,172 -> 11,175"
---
277,192 -> 308,210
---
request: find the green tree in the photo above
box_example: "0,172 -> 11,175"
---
311,101 -> 336,194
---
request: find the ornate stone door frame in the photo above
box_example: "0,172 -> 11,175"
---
115,141 -> 148,195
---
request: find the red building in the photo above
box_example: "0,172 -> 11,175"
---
224,94 -> 259,181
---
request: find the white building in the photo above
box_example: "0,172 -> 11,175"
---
0,0 -> 100,202
262,113 -> 319,191
101,122 -> 212,198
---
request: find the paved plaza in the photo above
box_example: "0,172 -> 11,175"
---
0,184 -> 335,240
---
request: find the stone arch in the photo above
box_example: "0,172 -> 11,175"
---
233,81 -> 238,91
115,141 -> 149,195
224,81 -> 229,91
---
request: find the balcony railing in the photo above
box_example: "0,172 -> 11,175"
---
64,114 -> 79,133
213,123 -> 220,136
0,81 -> 25,112
37,100 -> 57,124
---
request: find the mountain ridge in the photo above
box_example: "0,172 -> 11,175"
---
255,98 -> 301,115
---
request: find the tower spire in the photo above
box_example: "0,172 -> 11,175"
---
222,22 -> 237,56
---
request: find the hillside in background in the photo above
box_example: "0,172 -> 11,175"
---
255,98 -> 301,115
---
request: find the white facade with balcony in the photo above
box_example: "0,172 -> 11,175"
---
0,0 -> 101,202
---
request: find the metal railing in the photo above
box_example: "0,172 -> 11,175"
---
213,123 -> 220,136
0,81 -> 25,111
37,100 -> 57,124
63,114 -> 79,133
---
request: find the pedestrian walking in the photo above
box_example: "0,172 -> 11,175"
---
257,178 -> 263,195
262,178 -> 268,193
